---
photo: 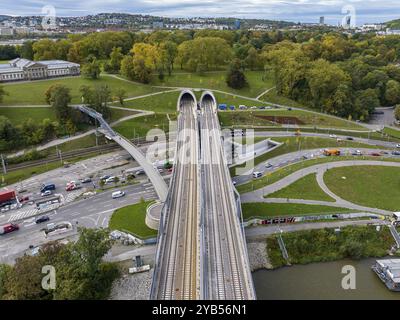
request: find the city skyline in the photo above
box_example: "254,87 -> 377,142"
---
1,0 -> 400,25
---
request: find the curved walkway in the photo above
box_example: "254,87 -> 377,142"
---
241,160 -> 400,216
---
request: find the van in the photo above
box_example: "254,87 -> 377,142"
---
40,183 -> 56,193
112,191 -> 125,199
253,172 -> 262,179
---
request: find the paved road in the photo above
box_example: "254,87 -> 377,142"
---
241,160 -> 400,215
0,181 -> 158,264
245,219 -> 389,239
232,147 -> 398,186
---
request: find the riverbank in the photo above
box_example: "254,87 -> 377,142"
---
251,225 -> 398,271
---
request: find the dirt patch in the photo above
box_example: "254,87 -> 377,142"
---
256,115 -> 305,125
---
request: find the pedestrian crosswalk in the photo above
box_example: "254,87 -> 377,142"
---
8,203 -> 60,222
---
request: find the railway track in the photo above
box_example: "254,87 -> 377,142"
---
5,134 -> 173,173
200,95 -> 255,300
152,93 -> 200,299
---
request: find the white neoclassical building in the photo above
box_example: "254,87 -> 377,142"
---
0,58 -> 80,83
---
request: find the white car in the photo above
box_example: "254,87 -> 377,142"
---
112,191 -> 125,199
41,190 -> 52,197
396,144 -> 400,148
239,105 -> 247,110
253,172 -> 262,179
329,134 -> 337,139
105,176 -> 116,184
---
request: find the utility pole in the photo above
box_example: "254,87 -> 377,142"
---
1,154 -> 6,174
56,146 -> 63,164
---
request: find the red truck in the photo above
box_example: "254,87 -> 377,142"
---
0,223 -> 19,235
0,190 -> 16,205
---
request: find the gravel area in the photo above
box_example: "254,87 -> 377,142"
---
109,269 -> 153,300
247,241 -> 273,271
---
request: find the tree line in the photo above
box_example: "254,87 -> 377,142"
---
0,228 -> 119,300
2,29 -> 400,120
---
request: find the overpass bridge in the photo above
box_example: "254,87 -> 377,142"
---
74,105 -> 168,202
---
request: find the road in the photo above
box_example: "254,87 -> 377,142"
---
201,93 -> 255,300
245,219 -> 389,239
232,147 -> 400,186
152,91 -> 200,300
0,181 -> 158,264
240,160 -> 400,216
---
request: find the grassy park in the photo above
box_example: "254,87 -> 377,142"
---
324,166 -> 400,211
266,173 -> 335,202
218,109 -> 365,130
0,75 -> 162,105
241,202 -> 352,220
235,157 -> 400,194
108,200 -> 158,239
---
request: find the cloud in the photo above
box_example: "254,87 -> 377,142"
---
1,0 -> 399,24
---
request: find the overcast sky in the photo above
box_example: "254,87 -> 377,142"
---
1,0 -> 400,25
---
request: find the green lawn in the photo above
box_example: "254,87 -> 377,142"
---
153,70 -> 274,98
116,90 -> 180,113
242,202 -> 352,220
0,107 -> 56,124
113,113 -> 176,139
108,201 -> 158,239
231,136 -> 385,176
266,173 -> 335,202
219,109 -> 365,130
383,127 -> 400,139
324,166 -> 400,211
1,75 -> 161,105
1,154 -> 99,186
259,87 -> 305,109
236,157 -> 400,194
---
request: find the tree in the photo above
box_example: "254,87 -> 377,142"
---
41,119 -> 57,141
120,55 -> 135,80
385,80 -> 400,105
19,41 -> 34,60
114,88 -> 126,106
104,47 -> 123,74
133,58 -> 152,84
0,264 -> 11,299
65,119 -> 77,136
2,255 -> 49,300
0,86 -> 8,104
45,84 -> 72,121
160,41 -> 178,75
226,59 -> 248,89
131,43 -> 160,70
395,105 -> 400,121
0,116 -> 19,151
92,85 -> 112,117
82,58 -> 101,79
176,37 -> 233,72
355,89 -> 380,120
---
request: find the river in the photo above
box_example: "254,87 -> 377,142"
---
253,258 -> 400,300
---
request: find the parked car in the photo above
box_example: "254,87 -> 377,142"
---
396,144 -> 400,148
105,176 -> 117,184
100,175 -> 110,181
346,137 -> 354,141
80,177 -> 92,184
239,105 -> 247,110
265,162 -> 273,168
36,216 -> 50,224
112,191 -> 125,199
392,151 -> 400,156
135,169 -> 145,175
41,190 -> 52,197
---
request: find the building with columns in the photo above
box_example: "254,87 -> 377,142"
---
0,58 -> 80,83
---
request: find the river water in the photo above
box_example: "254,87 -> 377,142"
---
253,258 -> 400,300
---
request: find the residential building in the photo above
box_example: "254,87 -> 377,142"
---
0,58 -> 80,83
